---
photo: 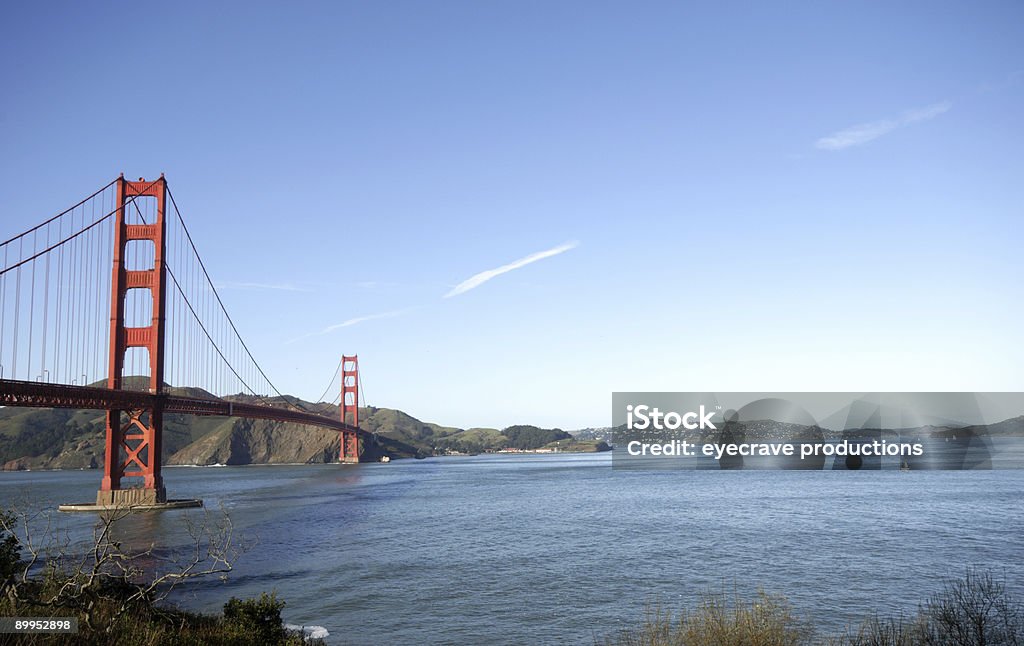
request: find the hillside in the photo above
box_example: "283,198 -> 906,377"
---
0,389 -> 606,469
0,399 -> 436,470
432,425 -> 577,454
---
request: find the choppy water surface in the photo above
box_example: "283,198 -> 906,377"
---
2,454 -> 1022,644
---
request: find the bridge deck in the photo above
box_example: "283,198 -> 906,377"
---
0,379 -> 356,433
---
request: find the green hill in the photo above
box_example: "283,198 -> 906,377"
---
431,424 -> 594,454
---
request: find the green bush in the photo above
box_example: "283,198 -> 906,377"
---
223,591 -> 290,644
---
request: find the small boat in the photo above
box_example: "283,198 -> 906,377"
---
380,455 -> 391,463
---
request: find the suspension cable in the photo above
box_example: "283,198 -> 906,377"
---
0,177 -> 117,247
314,357 -> 343,404
163,185 -> 312,412
0,179 -> 160,278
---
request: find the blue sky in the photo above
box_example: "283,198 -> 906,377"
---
1,1 -> 1022,429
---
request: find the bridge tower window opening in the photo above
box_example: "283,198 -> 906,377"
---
121,346 -> 151,392
123,238 -> 155,272
123,287 -> 153,328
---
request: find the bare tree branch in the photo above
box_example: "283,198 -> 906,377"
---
2,502 -> 250,633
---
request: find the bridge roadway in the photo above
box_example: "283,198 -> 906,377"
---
0,378 -> 357,434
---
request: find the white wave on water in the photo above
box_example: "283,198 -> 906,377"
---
285,624 -> 330,640
166,463 -> 227,468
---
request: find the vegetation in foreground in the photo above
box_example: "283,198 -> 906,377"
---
0,508 -> 321,645
602,569 -> 1023,646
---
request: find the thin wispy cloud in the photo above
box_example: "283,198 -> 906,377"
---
816,119 -> 899,150
902,102 -> 952,123
286,310 -> 407,344
216,281 -> 314,293
815,101 -> 951,151
444,241 -> 578,298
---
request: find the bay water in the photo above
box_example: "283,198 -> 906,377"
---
1,453 -> 1022,644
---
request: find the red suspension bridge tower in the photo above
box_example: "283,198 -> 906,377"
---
98,175 -> 169,506
340,354 -> 361,463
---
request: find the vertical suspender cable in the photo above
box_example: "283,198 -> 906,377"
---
13,240 -> 22,379
27,231 -> 36,380
53,216 -> 64,382
0,245 -> 7,377
41,223 -> 50,380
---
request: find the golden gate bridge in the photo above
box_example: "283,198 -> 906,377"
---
0,175 -> 365,509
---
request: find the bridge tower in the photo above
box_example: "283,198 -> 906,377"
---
340,354 -> 361,463
97,175 -> 169,506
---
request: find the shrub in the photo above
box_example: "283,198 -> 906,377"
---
223,592 -> 290,644
604,590 -> 812,646
919,568 -> 1022,646
830,569 -> 1022,646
